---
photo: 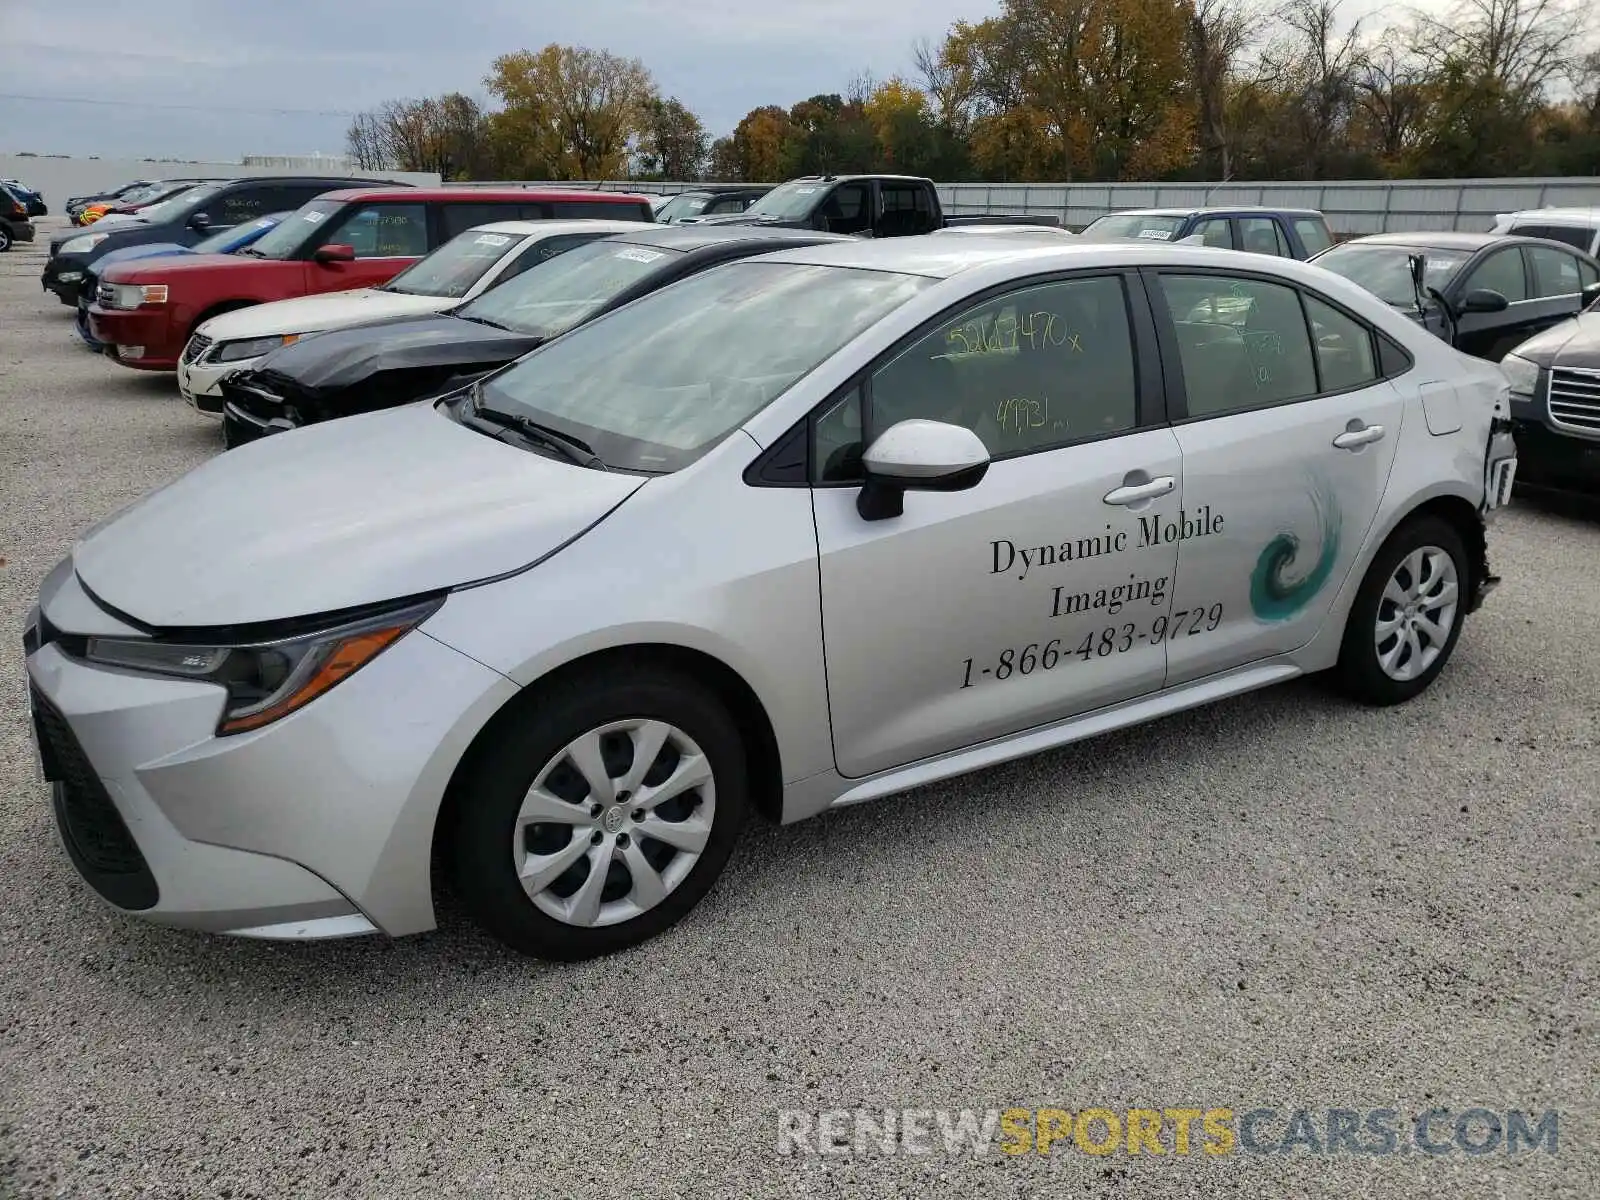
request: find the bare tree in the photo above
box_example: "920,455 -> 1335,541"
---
1258,0 -> 1367,177
1188,0 -> 1251,178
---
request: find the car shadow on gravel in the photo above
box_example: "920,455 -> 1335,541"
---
1511,485 -> 1600,525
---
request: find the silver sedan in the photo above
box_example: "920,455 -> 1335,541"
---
24,235 -> 1518,960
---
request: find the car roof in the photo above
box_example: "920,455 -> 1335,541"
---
462,218 -> 649,239
786,173 -> 932,185
1094,205 -> 1324,219
597,224 -> 855,252
1337,231 -> 1517,251
671,184 -> 771,195
1500,207 -> 1600,223
310,185 -> 651,204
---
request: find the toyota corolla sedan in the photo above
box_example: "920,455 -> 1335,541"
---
24,237 -> 1517,961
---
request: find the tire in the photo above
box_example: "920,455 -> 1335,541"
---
1333,515 -> 1468,706
0,226 -> 11,253
451,665 -> 748,960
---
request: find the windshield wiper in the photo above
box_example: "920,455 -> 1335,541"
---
237,247 -> 265,257
468,383 -> 606,470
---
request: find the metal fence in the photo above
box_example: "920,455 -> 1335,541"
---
489,176 -> 1600,236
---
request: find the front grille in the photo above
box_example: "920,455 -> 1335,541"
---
1548,367 -> 1600,434
30,685 -> 159,910
182,333 -> 213,365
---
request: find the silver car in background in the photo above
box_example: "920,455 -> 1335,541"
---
24,236 -> 1516,960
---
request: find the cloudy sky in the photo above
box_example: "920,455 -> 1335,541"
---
1,0 -> 1437,162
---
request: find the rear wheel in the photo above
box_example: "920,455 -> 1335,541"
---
0,225 -> 11,253
1334,516 -> 1467,705
451,665 -> 748,960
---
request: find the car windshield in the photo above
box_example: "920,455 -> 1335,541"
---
115,183 -> 169,206
453,238 -> 687,336
381,228 -> 523,298
654,193 -> 712,223
475,260 -> 934,473
1080,213 -> 1186,241
132,184 -> 219,222
1311,244 -> 1471,308
192,214 -> 284,254
742,181 -> 827,220
245,199 -> 342,260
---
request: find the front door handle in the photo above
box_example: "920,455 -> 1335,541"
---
1333,423 -> 1385,450
1103,476 -> 1176,505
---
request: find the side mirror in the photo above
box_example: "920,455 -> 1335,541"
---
1580,281 -> 1600,310
856,419 -> 990,521
1461,288 -> 1509,314
314,243 -> 356,264
188,211 -> 211,230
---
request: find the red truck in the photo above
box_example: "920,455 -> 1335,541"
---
89,186 -> 655,371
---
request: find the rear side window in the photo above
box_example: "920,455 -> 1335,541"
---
550,200 -> 651,221
1302,295 -> 1377,391
1293,217 -> 1333,256
1158,274 -> 1319,415
1238,217 -> 1290,256
1509,223 -> 1593,252
440,203 -> 533,240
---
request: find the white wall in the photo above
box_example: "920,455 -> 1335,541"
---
0,156 -> 440,206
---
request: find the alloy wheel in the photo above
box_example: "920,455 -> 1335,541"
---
513,719 -> 716,928
1374,545 -> 1459,682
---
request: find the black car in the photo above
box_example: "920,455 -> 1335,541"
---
218,224 -> 853,447
42,176 -> 410,304
1498,296 -> 1600,494
2,179 -> 47,216
0,182 -> 36,253
653,185 -> 773,224
1310,232 -> 1600,363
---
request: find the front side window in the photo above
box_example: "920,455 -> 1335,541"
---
819,184 -> 871,234
1192,217 -> 1232,248
321,203 -> 430,257
208,187 -> 274,227
1525,244 -> 1582,298
475,261 -> 933,473
1462,247 -> 1527,302
1159,274 -> 1319,415
867,276 -> 1139,461
453,238 -> 688,338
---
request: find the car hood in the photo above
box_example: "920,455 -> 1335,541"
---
1506,310 -> 1600,367
94,243 -> 191,269
252,313 -> 538,392
70,402 -> 645,627
199,289 -> 460,343
101,252 -> 254,281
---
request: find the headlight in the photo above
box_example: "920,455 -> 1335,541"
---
214,333 -> 300,362
1499,353 -> 1539,397
60,233 -> 109,254
81,597 -> 442,735
56,271 -> 82,284
106,283 -> 168,309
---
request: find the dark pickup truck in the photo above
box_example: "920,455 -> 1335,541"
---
693,174 -> 1059,238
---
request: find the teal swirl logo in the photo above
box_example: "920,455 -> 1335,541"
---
1249,480 -> 1342,622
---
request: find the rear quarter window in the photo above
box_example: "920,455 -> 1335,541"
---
1293,217 -> 1333,256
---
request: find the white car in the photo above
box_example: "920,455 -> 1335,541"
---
25,236 -> 1516,961
176,219 -> 645,412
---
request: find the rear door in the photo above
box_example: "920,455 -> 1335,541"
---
1237,215 -> 1294,257
1146,267 -> 1406,683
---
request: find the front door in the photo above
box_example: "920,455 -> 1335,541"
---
1451,244 -> 1543,362
1147,269 -> 1406,685
812,273 -> 1183,779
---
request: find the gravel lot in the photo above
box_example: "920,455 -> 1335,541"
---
1,220 -> 1596,1199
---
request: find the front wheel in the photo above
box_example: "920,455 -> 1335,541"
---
451,665 -> 748,960
0,226 -> 11,253
1334,516 -> 1468,705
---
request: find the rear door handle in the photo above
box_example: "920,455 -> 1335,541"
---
1333,424 -> 1385,450
1103,476 -> 1176,505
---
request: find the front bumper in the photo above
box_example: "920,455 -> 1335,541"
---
6,219 -> 36,243
42,257 -> 87,304
23,582 -> 519,940
87,304 -> 182,370
1511,418 -> 1600,493
179,352 -> 265,415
